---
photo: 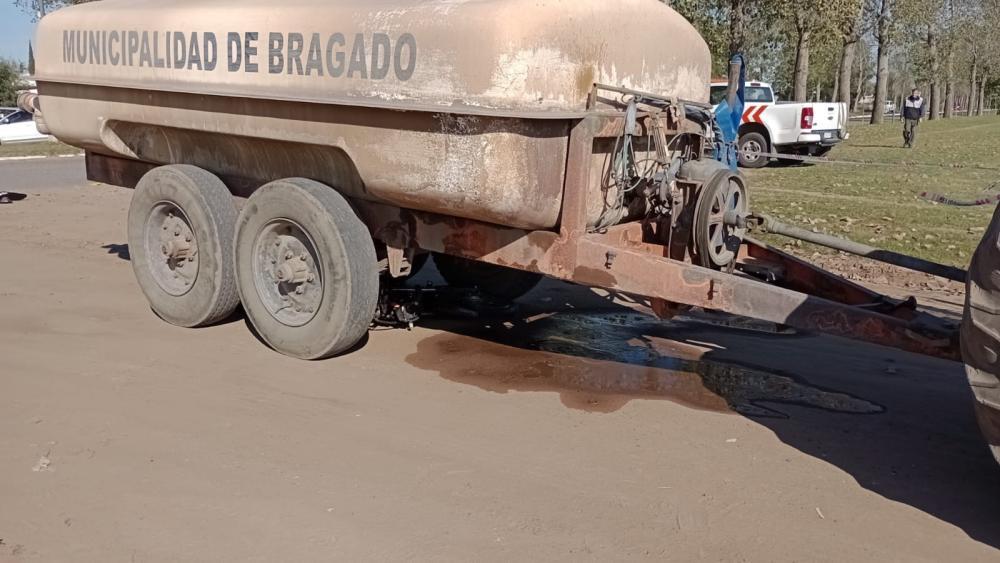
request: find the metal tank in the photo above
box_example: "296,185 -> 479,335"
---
32,0 -> 710,230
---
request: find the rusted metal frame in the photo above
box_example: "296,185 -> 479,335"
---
738,237 -> 917,320
354,196 -> 956,360
572,237 -> 958,360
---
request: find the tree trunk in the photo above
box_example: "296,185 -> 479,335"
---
854,44 -> 866,112
969,56 -> 978,116
838,1 -> 864,107
838,41 -> 856,106
945,48 -> 955,118
729,0 -> 746,57
870,0 -> 891,125
978,73 -> 988,116
793,24 -> 811,101
928,29 -> 939,120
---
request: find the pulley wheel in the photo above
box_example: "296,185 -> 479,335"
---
694,172 -> 749,270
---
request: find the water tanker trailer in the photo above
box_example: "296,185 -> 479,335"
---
25,0 -> 999,462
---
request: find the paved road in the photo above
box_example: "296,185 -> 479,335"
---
1,164 -> 999,561
0,155 -> 87,194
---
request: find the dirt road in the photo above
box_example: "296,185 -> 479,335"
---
2,158 -> 1000,561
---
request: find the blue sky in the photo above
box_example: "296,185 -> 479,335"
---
1,0 -> 36,63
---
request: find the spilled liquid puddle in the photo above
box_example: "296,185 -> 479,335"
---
406,313 -> 883,417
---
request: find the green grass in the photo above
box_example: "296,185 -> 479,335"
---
0,140 -> 82,158
746,116 -> 1000,267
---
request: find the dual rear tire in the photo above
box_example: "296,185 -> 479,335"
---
128,167 -> 377,360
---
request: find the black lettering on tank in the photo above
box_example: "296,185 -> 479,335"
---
76,30 -> 86,64
370,33 -> 390,80
203,33 -> 218,71
347,33 -> 367,79
227,32 -> 242,72
304,33 -> 323,76
153,31 -> 165,68
394,33 -> 417,81
63,30 -> 75,63
245,32 -> 259,73
108,31 -> 120,66
126,31 -> 139,66
172,31 -> 187,69
88,30 -> 100,65
287,32 -> 304,75
139,31 -> 153,67
188,32 -> 202,70
325,32 -> 345,77
268,32 -> 284,74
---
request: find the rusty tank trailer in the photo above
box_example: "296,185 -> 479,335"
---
32,0 -> 710,231
27,1 -> 961,368
29,0 -> 999,465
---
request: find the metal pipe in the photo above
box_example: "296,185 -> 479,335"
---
745,213 -> 967,283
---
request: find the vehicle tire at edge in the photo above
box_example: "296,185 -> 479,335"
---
962,202 -> 1000,466
127,164 -> 240,327
737,131 -> 769,169
234,178 -> 379,360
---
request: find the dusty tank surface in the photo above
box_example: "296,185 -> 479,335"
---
33,0 -> 710,230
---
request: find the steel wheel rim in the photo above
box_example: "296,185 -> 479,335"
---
742,139 -> 763,161
251,219 -> 324,327
701,176 -> 748,267
144,201 -> 199,296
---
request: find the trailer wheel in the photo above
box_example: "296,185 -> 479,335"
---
738,132 -> 769,169
434,254 -> 542,301
234,178 -> 378,360
962,204 -> 1000,466
694,171 -> 749,270
127,165 -> 240,327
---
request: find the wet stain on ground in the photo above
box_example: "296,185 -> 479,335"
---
406,312 -> 884,417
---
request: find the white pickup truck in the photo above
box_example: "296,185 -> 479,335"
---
710,81 -> 849,168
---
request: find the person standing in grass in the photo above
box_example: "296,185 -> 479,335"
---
903,88 -> 925,148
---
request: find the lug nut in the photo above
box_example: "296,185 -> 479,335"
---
174,229 -> 181,237
295,286 -> 304,295
307,274 -> 315,283
285,251 -> 294,260
299,254 -> 307,262
185,235 -> 192,242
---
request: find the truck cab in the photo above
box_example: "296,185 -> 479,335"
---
710,81 -> 849,168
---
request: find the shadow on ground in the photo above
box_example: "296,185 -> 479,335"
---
405,276 -> 1000,549
102,243 -> 130,260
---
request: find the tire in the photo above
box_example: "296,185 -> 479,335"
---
434,253 -> 542,301
234,178 -> 378,360
738,132 -> 769,169
962,203 -> 1000,466
127,165 -> 240,327
811,146 -> 834,158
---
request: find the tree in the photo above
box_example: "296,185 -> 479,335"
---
870,0 -> 893,124
0,60 -> 22,106
14,0 -> 96,20
837,0 -> 869,106
774,0 -> 860,102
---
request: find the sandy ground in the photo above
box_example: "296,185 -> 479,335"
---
2,158 -> 1000,562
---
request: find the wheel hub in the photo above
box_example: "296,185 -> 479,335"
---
145,203 -> 199,296
742,140 -> 763,161
253,220 -> 323,327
